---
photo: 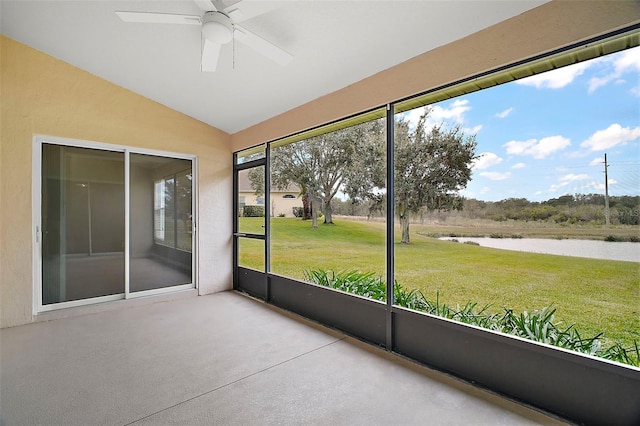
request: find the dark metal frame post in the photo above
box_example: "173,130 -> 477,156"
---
385,103 -> 395,350
265,144 -> 271,301
232,152 -> 239,289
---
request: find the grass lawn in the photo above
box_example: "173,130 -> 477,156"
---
239,217 -> 640,348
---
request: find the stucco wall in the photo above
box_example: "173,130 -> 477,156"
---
1,36 -> 233,327
239,192 -> 302,217
231,1 -> 640,151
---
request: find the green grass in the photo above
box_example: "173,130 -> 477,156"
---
239,217 -> 640,351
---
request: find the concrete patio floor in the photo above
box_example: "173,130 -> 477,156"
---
1,291 -> 566,425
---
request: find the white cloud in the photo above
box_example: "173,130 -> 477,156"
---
547,173 -> 609,195
404,100 -> 478,131
495,107 -> 514,118
588,48 -> 640,93
589,157 -> 604,166
429,99 -> 471,124
479,171 -> 511,181
404,108 -> 426,128
548,182 -> 569,193
511,162 -> 526,169
503,135 -> 571,159
463,124 -> 483,134
516,62 -> 592,89
472,152 -> 503,170
580,123 -> 640,151
586,179 -> 617,192
404,100 -> 483,136
559,174 -> 589,182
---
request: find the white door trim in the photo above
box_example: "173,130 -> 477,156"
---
32,134 -> 198,314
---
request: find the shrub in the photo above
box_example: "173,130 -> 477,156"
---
292,207 -> 303,218
243,205 -> 265,217
305,268 -> 639,367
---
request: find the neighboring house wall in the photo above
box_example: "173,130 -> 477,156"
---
239,192 -> 301,217
0,36 -> 232,328
270,194 -> 302,217
237,169 -> 301,217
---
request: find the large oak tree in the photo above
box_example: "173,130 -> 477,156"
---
270,120 -> 385,227
394,111 -> 476,243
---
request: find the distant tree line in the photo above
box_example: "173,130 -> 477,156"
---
330,193 -> 639,226
460,194 -> 639,225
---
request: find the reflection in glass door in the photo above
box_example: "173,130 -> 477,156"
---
129,154 -> 193,293
41,144 -> 125,305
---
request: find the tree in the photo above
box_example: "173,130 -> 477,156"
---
271,119 -> 385,227
247,167 -> 264,197
394,111 -> 477,243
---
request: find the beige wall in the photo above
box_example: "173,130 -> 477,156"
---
270,195 -> 301,218
231,1 -> 640,151
2,1 -> 639,327
0,36 -> 233,327
239,192 -> 302,217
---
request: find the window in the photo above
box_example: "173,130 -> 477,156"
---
267,112 -> 387,300
154,180 -> 166,241
234,30 -> 639,366
232,28 -> 639,424
153,169 -> 193,252
393,45 -> 639,363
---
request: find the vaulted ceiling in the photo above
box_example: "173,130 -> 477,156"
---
1,1 -> 547,134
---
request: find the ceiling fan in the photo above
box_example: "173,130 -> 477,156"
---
115,0 -> 293,72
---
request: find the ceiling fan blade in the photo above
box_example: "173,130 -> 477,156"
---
223,1 -> 279,23
193,0 -> 217,12
115,11 -> 201,25
201,38 -> 222,72
234,25 -> 293,66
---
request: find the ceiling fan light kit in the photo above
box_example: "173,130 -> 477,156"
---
201,11 -> 232,45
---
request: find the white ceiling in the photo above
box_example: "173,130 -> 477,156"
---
1,0 -> 547,134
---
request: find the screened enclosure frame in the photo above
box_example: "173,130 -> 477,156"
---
32,135 -> 198,313
233,25 -> 640,424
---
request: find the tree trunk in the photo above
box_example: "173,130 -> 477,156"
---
302,193 -> 312,220
323,200 -> 334,224
400,214 -> 411,244
311,197 -> 319,228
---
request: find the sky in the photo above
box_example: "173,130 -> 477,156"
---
404,46 -> 640,202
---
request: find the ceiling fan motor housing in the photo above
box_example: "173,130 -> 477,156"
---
202,11 -> 233,44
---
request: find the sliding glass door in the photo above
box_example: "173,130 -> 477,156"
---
129,153 -> 193,293
41,144 -> 125,304
38,139 -> 195,310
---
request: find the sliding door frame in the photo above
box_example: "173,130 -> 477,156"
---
32,135 -> 197,314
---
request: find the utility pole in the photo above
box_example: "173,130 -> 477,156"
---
604,153 -> 610,227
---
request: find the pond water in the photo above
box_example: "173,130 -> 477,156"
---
438,237 -> 640,263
